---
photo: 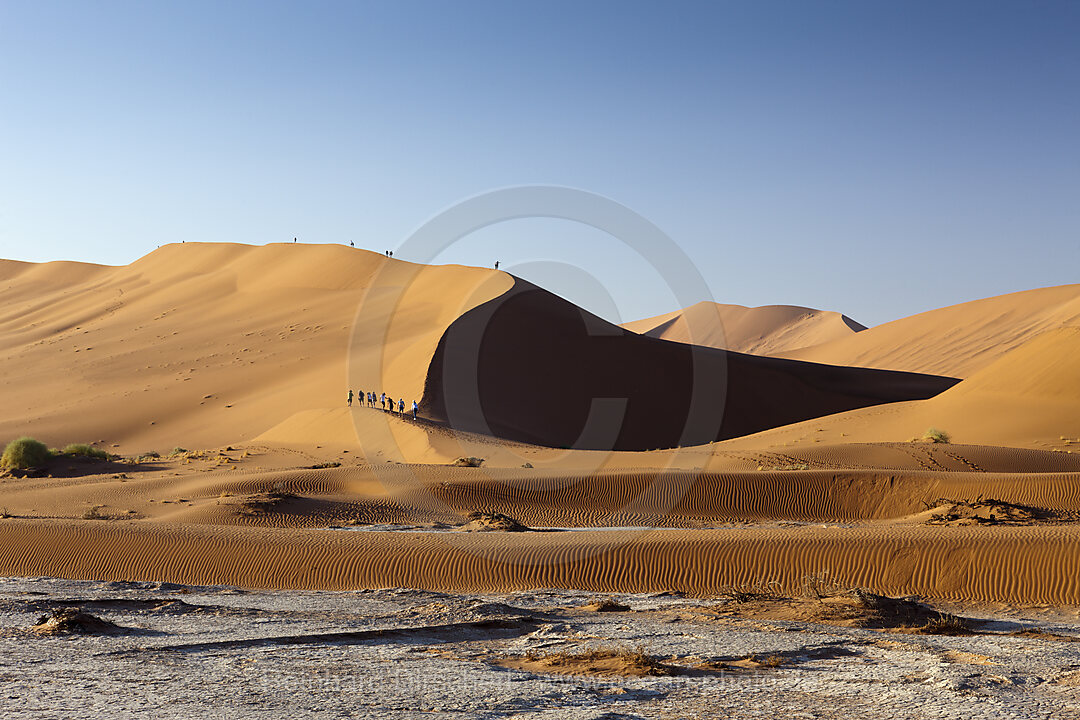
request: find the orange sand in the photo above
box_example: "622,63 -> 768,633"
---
1,243 -> 1078,604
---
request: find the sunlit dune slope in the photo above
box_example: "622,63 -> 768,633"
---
720,327 -> 1080,450
0,243 -> 510,452
421,279 -> 957,451
622,301 -> 866,355
778,284 -> 1080,377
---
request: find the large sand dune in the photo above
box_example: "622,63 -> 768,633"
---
0,242 -> 510,452
422,279 -> 955,450
2,243 -> 1078,606
0,244 -> 954,453
622,301 -> 866,355
778,284 -> 1080,377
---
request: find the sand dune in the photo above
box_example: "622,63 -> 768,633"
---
423,278 -> 955,450
622,301 -> 866,355
0,242 -> 510,453
778,284 -> 1080,377
3,243 -> 1079,607
720,327 -> 1080,450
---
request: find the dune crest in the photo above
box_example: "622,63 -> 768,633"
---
0,242 -> 510,452
778,284 -> 1080,377
621,301 -> 866,355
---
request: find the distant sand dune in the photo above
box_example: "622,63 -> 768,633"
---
778,284 -> 1080,377
721,327 -> 1080,449
622,301 -> 866,355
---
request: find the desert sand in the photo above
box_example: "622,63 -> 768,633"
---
621,300 -> 866,355
1,242 -> 1079,611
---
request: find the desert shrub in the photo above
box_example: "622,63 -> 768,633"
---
916,612 -> 972,635
170,447 -> 188,455
1,437 -> 52,470
453,456 -> 484,467
62,444 -> 109,460
82,505 -> 107,520
922,427 -> 951,444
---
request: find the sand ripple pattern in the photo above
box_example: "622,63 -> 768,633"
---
1,520 -> 1078,604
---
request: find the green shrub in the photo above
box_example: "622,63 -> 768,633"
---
922,427 -> 951,444
62,444 -> 109,460
1,437 -> 53,470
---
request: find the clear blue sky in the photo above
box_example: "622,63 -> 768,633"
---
2,1 -> 1077,327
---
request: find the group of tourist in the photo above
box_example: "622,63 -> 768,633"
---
348,389 -> 418,420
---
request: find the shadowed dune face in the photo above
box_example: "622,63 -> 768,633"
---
422,280 -> 959,451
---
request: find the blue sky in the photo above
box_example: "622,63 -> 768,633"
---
2,1 -> 1077,326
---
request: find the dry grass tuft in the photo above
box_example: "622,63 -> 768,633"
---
452,456 -> 485,467
914,612 -> 973,636
61,444 -> 109,460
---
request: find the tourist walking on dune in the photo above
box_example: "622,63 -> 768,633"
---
398,399 -> 404,414
347,389 -> 353,407
494,260 -> 499,270
412,401 -> 418,420
380,392 -> 387,410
